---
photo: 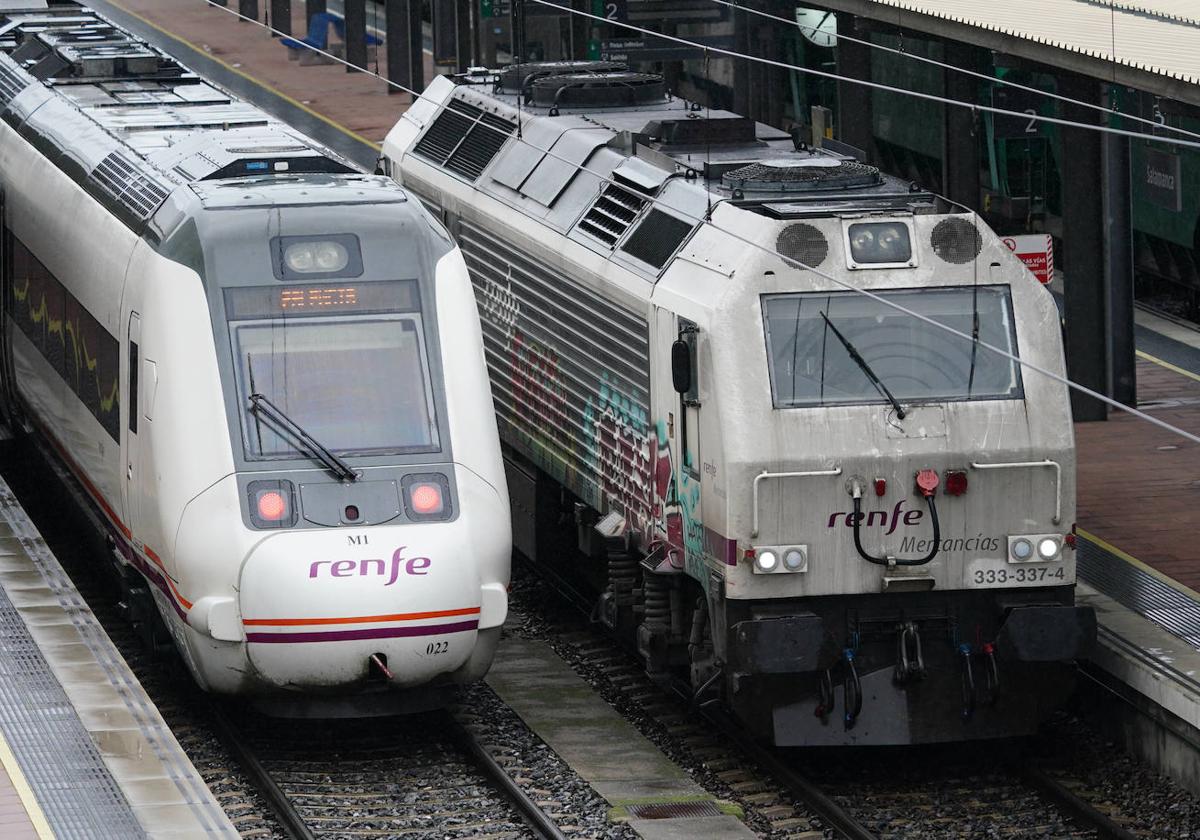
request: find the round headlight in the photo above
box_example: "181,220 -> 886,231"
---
1037,537 -> 1060,560
756,550 -> 778,573
1011,538 -> 1033,561
314,241 -> 349,271
284,243 -> 314,271
784,548 -> 805,571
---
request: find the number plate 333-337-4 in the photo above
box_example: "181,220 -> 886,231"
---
964,558 -> 1071,588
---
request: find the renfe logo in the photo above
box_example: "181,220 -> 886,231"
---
309,547 -> 431,586
828,500 -> 922,536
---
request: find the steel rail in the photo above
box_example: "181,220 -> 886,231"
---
447,714 -> 569,840
1019,764 -> 1141,840
206,702 -> 317,840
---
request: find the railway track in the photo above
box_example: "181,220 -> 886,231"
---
210,703 -> 569,840
514,561 -> 1154,840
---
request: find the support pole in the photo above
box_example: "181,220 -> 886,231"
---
270,0 -> 292,36
943,40 -> 980,210
345,0 -> 367,72
1060,74 -> 1110,421
1104,122 -> 1136,407
385,0 -> 423,96
238,0 -> 259,23
835,13 -> 873,162
304,0 -> 325,31
455,0 -> 472,71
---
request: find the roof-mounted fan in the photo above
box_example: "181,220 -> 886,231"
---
529,71 -> 667,109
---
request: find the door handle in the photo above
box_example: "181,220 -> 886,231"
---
126,464 -> 132,481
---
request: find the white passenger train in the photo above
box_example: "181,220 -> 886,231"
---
0,2 -> 509,714
385,62 -> 1096,744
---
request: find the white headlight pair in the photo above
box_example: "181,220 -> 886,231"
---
1007,534 -> 1063,563
752,545 -> 808,575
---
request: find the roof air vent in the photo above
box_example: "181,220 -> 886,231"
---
722,158 -> 881,193
497,60 -> 625,94
412,98 -> 516,181
931,217 -> 983,264
577,183 -> 647,247
530,72 -> 667,109
775,223 -> 828,268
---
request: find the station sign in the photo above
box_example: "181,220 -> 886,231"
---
599,33 -> 734,63
1143,146 -> 1182,212
1002,233 -> 1054,285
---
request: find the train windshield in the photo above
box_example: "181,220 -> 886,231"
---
762,286 -> 1022,408
224,280 -> 439,459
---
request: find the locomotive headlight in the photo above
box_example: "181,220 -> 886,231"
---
783,547 -> 806,571
847,221 -> 912,265
755,550 -> 778,573
1037,537 -> 1061,560
284,240 -> 349,274
1010,537 -> 1034,561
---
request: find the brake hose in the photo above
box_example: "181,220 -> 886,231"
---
849,492 -> 940,564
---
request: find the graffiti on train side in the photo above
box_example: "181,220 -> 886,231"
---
654,420 -> 704,575
509,329 -> 576,486
478,266 -> 520,342
583,376 -> 654,534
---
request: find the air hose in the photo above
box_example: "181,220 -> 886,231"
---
851,471 -> 941,566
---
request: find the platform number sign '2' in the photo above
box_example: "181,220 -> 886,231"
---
594,0 -> 627,20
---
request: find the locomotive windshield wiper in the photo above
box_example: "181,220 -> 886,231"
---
248,393 -> 359,482
820,312 -> 906,420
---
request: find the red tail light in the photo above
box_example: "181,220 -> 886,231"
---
944,470 -> 968,496
410,483 -> 444,515
256,490 -> 288,521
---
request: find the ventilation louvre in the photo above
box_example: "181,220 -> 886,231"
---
723,159 -> 881,193
412,98 -> 515,181
90,151 -> 172,220
931,217 -> 983,264
619,209 -> 693,270
577,183 -> 647,247
0,62 -> 29,107
775,223 -> 828,268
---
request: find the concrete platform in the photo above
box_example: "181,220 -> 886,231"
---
486,635 -> 755,839
0,476 -> 236,838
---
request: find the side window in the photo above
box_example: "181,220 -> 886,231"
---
128,340 -> 138,435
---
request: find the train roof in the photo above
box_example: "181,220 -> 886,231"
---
0,0 -> 358,235
416,62 -> 947,223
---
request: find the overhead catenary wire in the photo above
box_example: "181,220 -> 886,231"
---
186,1 -> 1200,447
528,0 -> 1200,153
708,0 -> 1200,142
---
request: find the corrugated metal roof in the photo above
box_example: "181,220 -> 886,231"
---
853,0 -> 1200,87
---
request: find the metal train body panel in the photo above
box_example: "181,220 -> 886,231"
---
386,64 -> 1094,745
0,1 -> 509,711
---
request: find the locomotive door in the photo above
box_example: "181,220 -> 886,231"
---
125,311 -> 142,539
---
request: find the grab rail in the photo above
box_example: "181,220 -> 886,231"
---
751,467 -> 842,538
969,459 -> 1062,524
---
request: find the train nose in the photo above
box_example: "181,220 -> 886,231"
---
238,531 -> 482,689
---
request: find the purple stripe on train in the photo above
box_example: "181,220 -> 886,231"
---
246,619 -> 480,644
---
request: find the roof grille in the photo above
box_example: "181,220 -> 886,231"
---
90,151 -> 172,220
619,209 -> 693,269
723,159 -> 881,193
0,62 -> 28,106
577,183 -> 647,247
412,98 -> 515,181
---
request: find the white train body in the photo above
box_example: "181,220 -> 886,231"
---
0,3 -> 509,712
385,64 -> 1095,744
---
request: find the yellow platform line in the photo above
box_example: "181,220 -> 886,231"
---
1077,526 -> 1200,603
0,729 -> 54,840
105,0 -> 382,152
1136,349 -> 1200,384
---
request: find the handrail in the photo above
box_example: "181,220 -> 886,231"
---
751,467 -> 842,538
969,459 -> 1062,524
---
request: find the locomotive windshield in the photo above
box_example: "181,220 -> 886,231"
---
762,286 -> 1022,409
224,280 -> 440,459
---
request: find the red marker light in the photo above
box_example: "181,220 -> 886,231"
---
874,478 -> 887,497
915,469 -> 939,498
257,490 -> 288,521
944,470 -> 968,496
410,483 -> 443,515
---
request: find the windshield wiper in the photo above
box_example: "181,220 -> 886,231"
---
248,393 -> 358,482
820,312 -> 907,420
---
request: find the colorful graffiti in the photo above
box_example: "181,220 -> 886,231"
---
509,328 -> 575,485
583,375 -> 654,533
653,420 -> 703,573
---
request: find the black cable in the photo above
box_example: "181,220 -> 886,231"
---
851,493 -> 940,566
